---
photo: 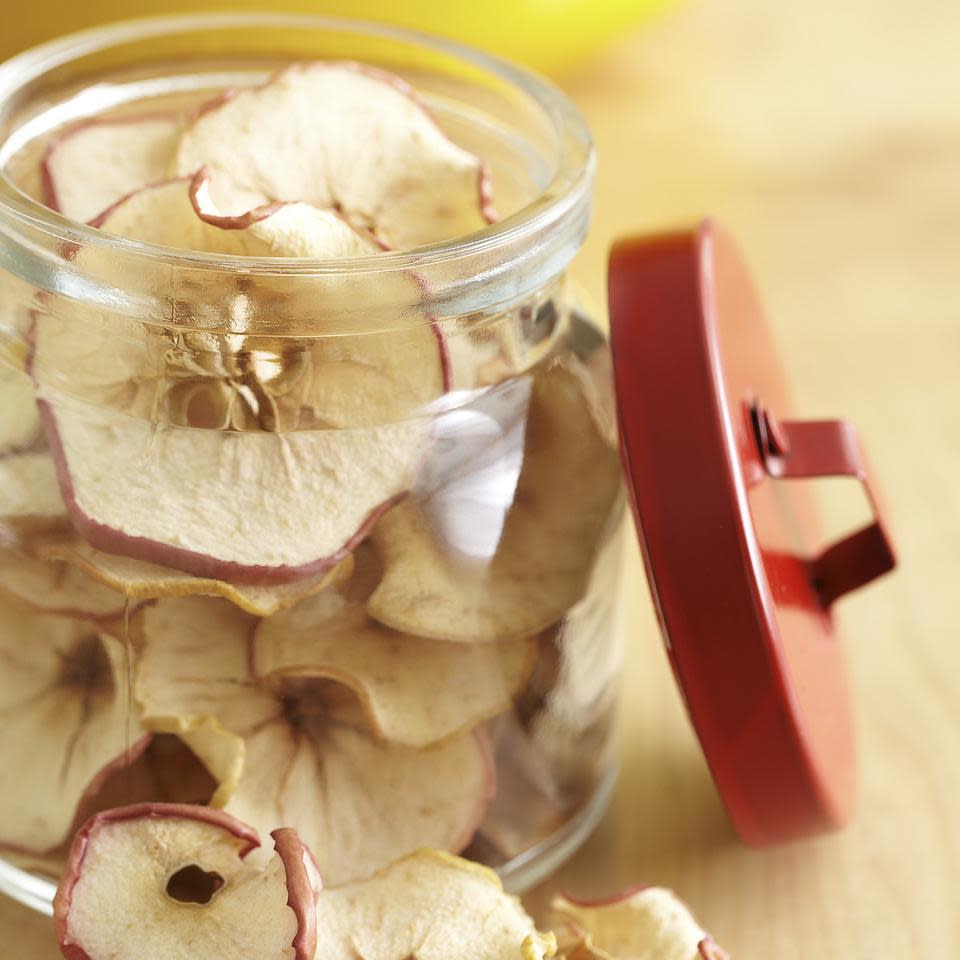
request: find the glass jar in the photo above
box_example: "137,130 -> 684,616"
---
0,13 -> 626,913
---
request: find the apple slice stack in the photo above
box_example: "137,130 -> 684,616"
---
0,61 -> 624,891
52,805 -> 729,960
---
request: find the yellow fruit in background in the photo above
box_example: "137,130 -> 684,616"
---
0,0 -> 672,73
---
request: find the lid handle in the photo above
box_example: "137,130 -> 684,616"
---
751,404 -> 896,606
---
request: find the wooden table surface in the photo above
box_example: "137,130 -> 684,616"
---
5,0 -> 958,954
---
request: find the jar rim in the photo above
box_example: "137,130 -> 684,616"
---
0,11 -> 594,277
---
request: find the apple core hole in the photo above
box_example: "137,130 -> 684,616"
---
165,864 -> 225,905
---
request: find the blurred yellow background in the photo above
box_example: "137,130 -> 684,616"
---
0,0 -> 670,73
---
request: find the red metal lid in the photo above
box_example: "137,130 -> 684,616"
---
608,220 -> 896,845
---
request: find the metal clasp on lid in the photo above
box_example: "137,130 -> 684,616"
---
750,402 -> 897,607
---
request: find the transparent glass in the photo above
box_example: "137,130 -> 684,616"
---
0,13 -> 625,912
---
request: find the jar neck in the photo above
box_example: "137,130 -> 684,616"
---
0,13 -> 595,337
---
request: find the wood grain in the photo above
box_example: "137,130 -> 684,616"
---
524,0 -> 960,955
3,0 -> 958,954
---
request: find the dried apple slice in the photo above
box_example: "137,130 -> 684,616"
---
135,600 -> 273,730
0,596 -> 148,854
133,601 -> 269,804
173,63 -> 494,250
175,719 -> 246,810
91,172 -> 445,429
443,286 -> 574,393
0,545 -> 129,623
551,889 -> 730,960
85,173 -> 381,255
136,596 -> 495,885
42,115 -> 180,223
368,361 -> 624,642
4,733 -> 222,881
32,177 -> 433,583
228,710 -> 494,886
264,323 -> 448,431
254,588 -> 535,748
313,849 -> 556,960
37,532 -> 354,617
30,175 -> 387,418
54,804 -> 319,960
40,402 -> 419,583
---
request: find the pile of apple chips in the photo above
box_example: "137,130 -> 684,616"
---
0,62 -> 724,960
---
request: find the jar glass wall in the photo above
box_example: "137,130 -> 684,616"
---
0,14 -> 625,912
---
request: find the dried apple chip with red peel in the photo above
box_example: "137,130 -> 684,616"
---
116,173 -> 445,429
273,826 -> 323,960
40,402 -> 417,584
313,849 -> 556,960
254,588 -> 536,748
54,804 -> 318,960
32,178 -> 434,583
134,601 -> 266,806
135,599 -> 275,732
42,115 -> 180,223
31,175 -> 389,396
82,174 -> 378,257
136,597 -> 496,885
227,712 -> 494,887
173,63 -> 494,250
40,173 -> 445,431
275,323 -> 448,431
0,596 -> 147,854
551,889 -> 730,960
368,361 -> 624,643
38,532 -> 354,618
